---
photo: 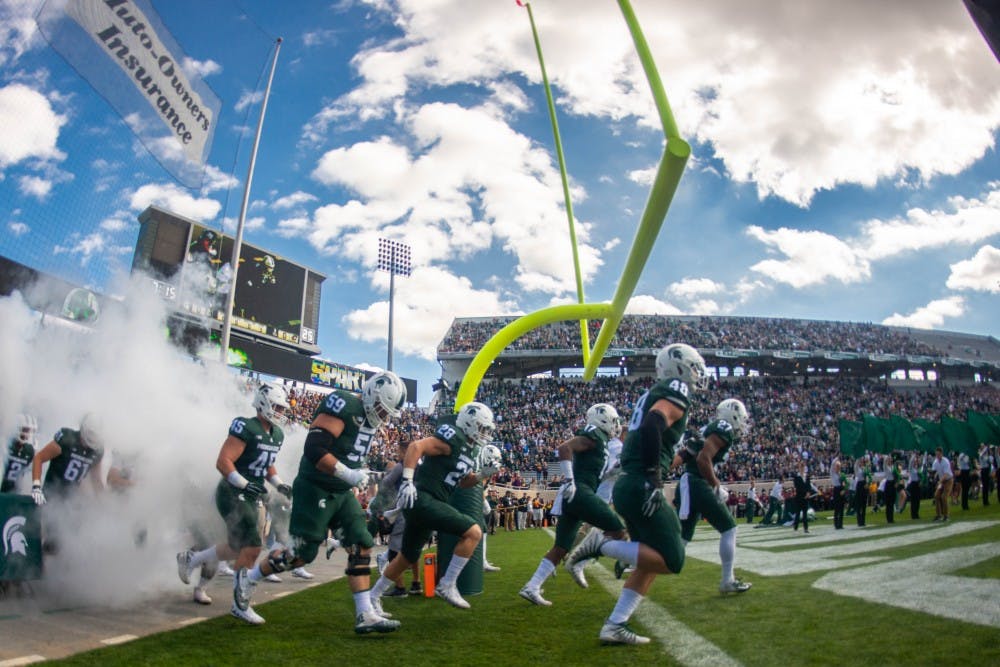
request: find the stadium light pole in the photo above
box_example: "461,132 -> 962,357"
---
377,238 -> 411,372
220,37 -> 282,363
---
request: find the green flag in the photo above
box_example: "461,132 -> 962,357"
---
861,414 -> 888,453
888,415 -> 919,451
967,410 -> 1000,445
941,415 -> 978,456
838,419 -> 863,456
913,418 -> 946,453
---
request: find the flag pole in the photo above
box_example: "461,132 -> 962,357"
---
220,37 -> 283,363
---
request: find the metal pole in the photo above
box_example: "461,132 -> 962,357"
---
387,244 -> 395,371
220,37 -> 283,363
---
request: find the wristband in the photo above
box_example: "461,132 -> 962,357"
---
227,470 -> 249,489
402,467 -> 415,481
559,460 -> 574,481
33,479 -> 42,487
267,474 -> 285,487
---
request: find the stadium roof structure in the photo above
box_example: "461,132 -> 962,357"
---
437,315 -> 999,387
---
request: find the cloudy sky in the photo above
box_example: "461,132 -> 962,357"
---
1,0 -> 999,404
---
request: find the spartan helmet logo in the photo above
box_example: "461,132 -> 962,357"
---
3,516 -> 28,558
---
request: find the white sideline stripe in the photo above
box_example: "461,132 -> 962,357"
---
737,524 -> 931,548
814,542 -> 1000,629
273,591 -> 293,598
100,635 -> 137,646
0,656 -> 46,666
544,528 -> 740,666
685,521 -> 997,576
178,617 -> 207,626
590,566 -> 742,667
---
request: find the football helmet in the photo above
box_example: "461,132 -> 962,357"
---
655,343 -> 708,390
362,371 -> 406,428
716,398 -> 750,436
16,413 -> 38,446
586,403 -> 622,439
254,383 -> 290,425
478,443 -> 502,470
456,402 -> 495,447
80,413 -> 104,451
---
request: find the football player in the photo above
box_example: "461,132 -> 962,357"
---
369,402 -> 498,616
565,343 -> 707,645
2,414 -> 38,493
31,413 -> 106,503
232,371 -> 407,634
176,383 -> 292,624
673,398 -> 752,593
519,403 -> 626,606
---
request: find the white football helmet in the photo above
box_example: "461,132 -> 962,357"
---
16,413 -> 38,446
716,398 -> 750,436
79,413 -> 104,452
586,403 -> 622,439
362,371 -> 406,428
254,382 -> 290,425
456,402 -> 495,447
478,443 -> 502,470
655,343 -> 708,390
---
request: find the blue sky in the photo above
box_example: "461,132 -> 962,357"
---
1,0 -> 999,405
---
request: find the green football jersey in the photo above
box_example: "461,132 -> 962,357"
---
298,389 -> 378,492
572,424 -> 610,491
45,428 -> 103,490
415,415 -> 477,502
228,416 -> 285,480
2,438 -> 35,492
620,377 -> 692,480
682,419 -> 736,478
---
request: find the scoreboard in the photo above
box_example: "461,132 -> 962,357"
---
133,205 -> 324,353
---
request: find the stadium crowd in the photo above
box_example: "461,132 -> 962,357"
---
439,315 -> 944,357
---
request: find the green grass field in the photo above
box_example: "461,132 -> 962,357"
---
52,502 -> 1000,666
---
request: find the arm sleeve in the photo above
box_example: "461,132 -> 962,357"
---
303,428 -> 335,466
639,409 -> 668,474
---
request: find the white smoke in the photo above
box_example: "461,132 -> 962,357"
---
0,274 -> 306,608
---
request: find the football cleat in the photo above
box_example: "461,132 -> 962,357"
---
231,602 -> 265,625
385,586 -> 408,598
518,586 -> 552,606
434,583 -> 471,609
483,561 -> 501,572
370,595 -> 394,618
409,581 -> 423,595
264,573 -> 282,583
233,568 -> 255,611
176,550 -> 194,585
600,621 -> 650,645
355,610 -> 400,634
566,561 -> 589,589
193,586 -> 212,605
218,561 -> 236,577
719,579 -> 752,594
565,528 -> 608,588
376,551 -> 388,575
291,567 -> 314,580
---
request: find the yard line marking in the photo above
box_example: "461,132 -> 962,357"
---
0,656 -> 46,666
178,617 -> 207,626
731,523 -> 928,546
100,635 -> 137,645
590,566 -> 742,667
814,542 -> 1000,629
273,591 -> 293,598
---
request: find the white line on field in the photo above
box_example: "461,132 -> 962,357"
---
99,635 -> 137,645
0,656 -> 46,666
178,617 -> 207,626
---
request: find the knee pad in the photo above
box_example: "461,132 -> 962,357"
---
345,545 -> 372,577
267,549 -> 292,573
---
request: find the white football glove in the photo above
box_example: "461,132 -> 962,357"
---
561,479 -> 577,504
642,475 -> 664,517
31,483 -> 46,506
714,485 -> 730,504
333,462 -> 369,489
478,464 -> 499,481
397,479 -> 418,509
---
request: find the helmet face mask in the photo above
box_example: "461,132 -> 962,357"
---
362,371 -> 406,428
254,383 -> 291,425
716,398 -> 749,436
456,402 -> 495,447
655,343 -> 708,391
586,403 -> 622,439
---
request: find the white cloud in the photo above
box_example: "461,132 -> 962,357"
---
53,232 -> 132,266
624,294 -> 683,315
343,265 -> 518,360
181,56 -> 222,79
0,0 -> 41,68
882,296 -> 965,329
128,183 -> 222,222
669,277 -> 724,299
272,190 -> 318,210
747,226 -> 870,287
947,245 -> 1000,293
99,215 -> 131,232
18,175 -> 51,199
303,29 -> 338,48
8,221 -> 29,236
235,90 -> 264,113
0,83 -> 66,169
